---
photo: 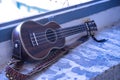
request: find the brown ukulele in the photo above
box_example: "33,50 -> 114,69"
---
12,20 -> 97,61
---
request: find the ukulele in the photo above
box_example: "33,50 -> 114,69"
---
12,20 -> 97,61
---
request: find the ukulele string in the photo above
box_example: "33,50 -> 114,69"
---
37,26 -> 85,40
31,26 -> 86,45
35,24 -> 86,40
33,23 -> 86,38
32,26 -> 86,45
34,25 -> 83,37
31,28 -> 84,46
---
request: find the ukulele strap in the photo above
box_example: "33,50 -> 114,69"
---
6,35 -> 89,80
5,20 -> 107,80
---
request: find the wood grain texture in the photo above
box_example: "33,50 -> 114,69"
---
12,21 -> 65,61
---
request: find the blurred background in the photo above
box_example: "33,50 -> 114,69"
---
0,0 -> 91,23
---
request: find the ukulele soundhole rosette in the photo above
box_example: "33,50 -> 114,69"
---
45,28 -> 57,43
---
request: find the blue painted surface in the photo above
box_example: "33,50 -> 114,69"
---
49,73 -> 66,80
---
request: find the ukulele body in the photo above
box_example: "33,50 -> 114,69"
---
12,21 -> 65,61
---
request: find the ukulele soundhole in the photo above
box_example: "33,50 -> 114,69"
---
46,28 -> 57,43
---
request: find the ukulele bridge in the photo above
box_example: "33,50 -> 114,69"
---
30,33 -> 39,46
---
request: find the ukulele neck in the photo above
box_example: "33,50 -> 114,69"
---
57,23 -> 87,38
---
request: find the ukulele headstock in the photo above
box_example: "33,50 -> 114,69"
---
85,20 -> 97,31
84,20 -> 97,35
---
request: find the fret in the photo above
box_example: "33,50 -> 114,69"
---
56,29 -> 64,38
